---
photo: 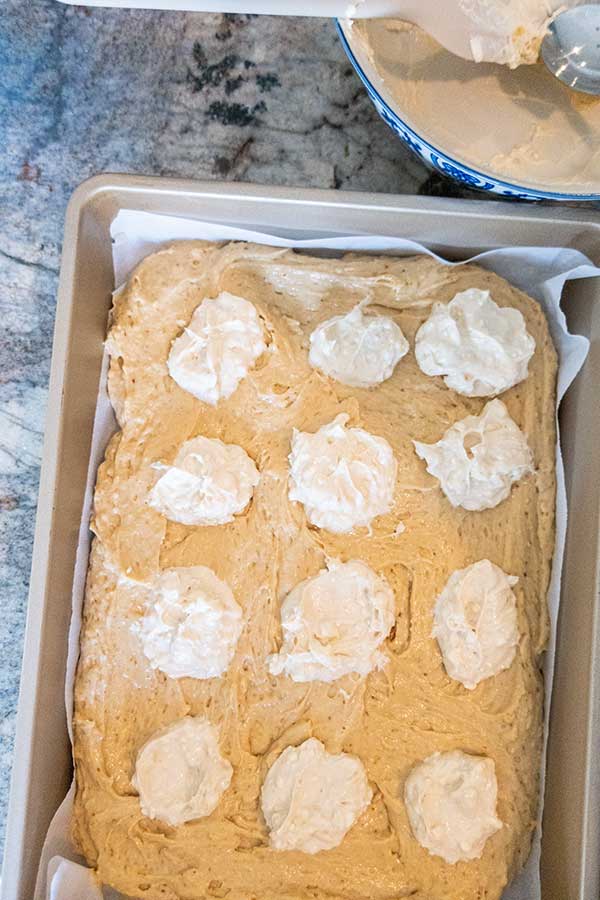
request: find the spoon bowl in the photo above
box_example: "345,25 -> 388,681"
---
542,4 -> 600,95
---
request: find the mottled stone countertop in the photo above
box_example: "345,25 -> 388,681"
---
0,0 -> 492,869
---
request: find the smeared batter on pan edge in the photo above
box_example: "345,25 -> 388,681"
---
73,241 -> 556,900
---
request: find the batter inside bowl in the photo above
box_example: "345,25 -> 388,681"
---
348,17 -> 600,195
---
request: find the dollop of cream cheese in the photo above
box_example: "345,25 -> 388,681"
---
309,301 -> 408,388
415,288 -> 535,397
288,414 -> 396,533
460,0 -> 557,69
268,560 -> 395,683
260,738 -> 372,853
167,292 -> 266,405
404,750 -> 502,864
413,399 -> 533,511
135,566 -> 243,680
147,435 -> 260,526
433,559 -> 519,690
132,717 -> 232,826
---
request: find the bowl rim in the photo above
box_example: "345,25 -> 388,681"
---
336,19 -> 600,202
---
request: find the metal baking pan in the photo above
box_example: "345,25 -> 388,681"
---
2,176 -> 599,900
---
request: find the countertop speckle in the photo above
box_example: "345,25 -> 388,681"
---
0,0 -> 484,869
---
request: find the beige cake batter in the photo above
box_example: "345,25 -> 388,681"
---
72,242 -> 557,900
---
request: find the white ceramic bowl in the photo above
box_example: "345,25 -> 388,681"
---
337,18 -> 600,201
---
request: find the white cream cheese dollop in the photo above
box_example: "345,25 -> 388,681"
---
167,292 -> 266,405
132,717 -> 232,826
268,560 -> 395,683
288,414 -> 396,533
404,750 -> 502,864
413,399 -> 533,511
460,0 -> 557,69
261,738 -> 372,853
148,435 -> 260,526
309,301 -> 408,388
433,559 -> 519,690
415,289 -> 535,397
135,566 -> 243,680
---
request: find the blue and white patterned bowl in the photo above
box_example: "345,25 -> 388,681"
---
336,19 -> 600,202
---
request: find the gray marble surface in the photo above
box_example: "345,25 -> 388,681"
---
0,0 -> 482,868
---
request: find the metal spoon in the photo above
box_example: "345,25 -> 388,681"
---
542,4 -> 600,95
